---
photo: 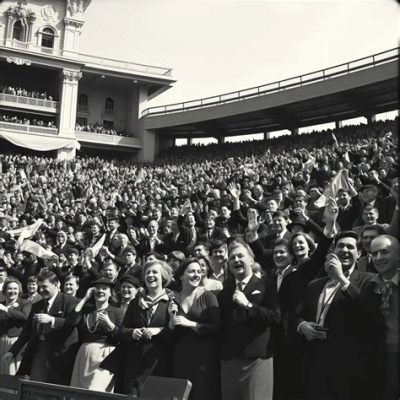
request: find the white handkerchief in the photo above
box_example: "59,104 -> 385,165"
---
251,290 -> 261,295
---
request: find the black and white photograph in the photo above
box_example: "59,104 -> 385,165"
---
0,0 -> 398,399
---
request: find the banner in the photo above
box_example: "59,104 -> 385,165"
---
20,240 -> 57,259
8,219 -> 43,246
0,131 -> 80,151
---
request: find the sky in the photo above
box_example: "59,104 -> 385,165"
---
79,0 -> 399,143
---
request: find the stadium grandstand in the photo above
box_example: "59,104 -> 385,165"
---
0,1 -> 398,400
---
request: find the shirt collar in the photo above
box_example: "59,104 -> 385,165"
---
235,273 -> 253,287
47,290 -> 59,310
277,264 -> 296,277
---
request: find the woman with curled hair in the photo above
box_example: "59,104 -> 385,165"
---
101,260 -> 174,395
290,232 -> 317,265
170,257 -> 221,400
0,277 -> 28,374
197,256 -> 223,294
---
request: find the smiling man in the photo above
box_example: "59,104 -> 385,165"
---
218,241 -> 280,400
297,231 -> 377,400
355,235 -> 399,400
4,271 -> 79,384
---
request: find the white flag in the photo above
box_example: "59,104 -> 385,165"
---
8,219 -> 43,246
87,234 -> 106,258
314,170 -> 349,208
20,240 -> 57,259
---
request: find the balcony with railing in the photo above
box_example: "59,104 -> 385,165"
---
142,47 -> 399,116
0,93 -> 59,113
102,108 -> 114,117
75,131 -> 142,149
77,105 -> 89,114
0,120 -> 58,135
1,39 -> 173,78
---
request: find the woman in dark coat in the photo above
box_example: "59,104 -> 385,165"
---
101,260 -> 174,395
170,258 -> 221,400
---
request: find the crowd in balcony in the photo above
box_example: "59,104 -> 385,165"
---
0,114 -> 56,128
0,117 -> 397,400
0,85 -> 55,101
75,122 -> 127,136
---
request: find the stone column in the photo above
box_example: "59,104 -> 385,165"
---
366,114 -> 377,124
264,131 -> 272,140
58,69 -> 82,137
335,120 -> 343,130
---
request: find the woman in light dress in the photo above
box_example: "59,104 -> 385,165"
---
69,277 -> 124,392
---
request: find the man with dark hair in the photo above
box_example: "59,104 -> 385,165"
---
357,224 -> 386,273
209,239 -> 229,283
263,210 -> 293,249
336,174 -> 362,231
297,231 -> 376,400
4,271 -> 79,384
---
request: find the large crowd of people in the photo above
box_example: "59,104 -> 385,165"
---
0,114 -> 56,128
0,117 -> 398,400
75,123 -> 127,136
0,85 -> 55,101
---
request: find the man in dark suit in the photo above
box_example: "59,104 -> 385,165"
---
297,231 -> 376,400
4,271 -> 79,384
219,240 -> 280,400
136,219 -> 173,259
176,207 -> 202,256
263,210 -> 293,250
104,216 -> 121,252
357,224 -> 386,273
199,213 -> 226,242
362,235 -> 399,400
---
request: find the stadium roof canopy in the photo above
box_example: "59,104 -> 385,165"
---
143,48 -> 398,138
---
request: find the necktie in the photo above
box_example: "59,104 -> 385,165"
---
236,281 -> 245,291
43,299 -> 49,313
38,300 -> 49,340
375,281 -> 395,315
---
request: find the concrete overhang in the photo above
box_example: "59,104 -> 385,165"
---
143,60 -> 398,136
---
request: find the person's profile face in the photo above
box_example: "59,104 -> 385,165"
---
38,279 -> 58,299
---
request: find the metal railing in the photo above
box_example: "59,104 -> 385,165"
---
0,121 -> 58,135
75,131 -> 142,147
142,47 -> 399,117
0,93 -> 58,110
1,39 -> 173,77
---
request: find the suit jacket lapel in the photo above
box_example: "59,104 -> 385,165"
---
243,274 -> 259,297
311,278 -> 328,322
48,292 -> 63,316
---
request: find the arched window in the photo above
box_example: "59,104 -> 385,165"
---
41,27 -> 55,48
13,20 -> 25,41
105,97 -> 114,111
78,94 -> 88,107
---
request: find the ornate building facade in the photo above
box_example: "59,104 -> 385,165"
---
0,0 -> 174,160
